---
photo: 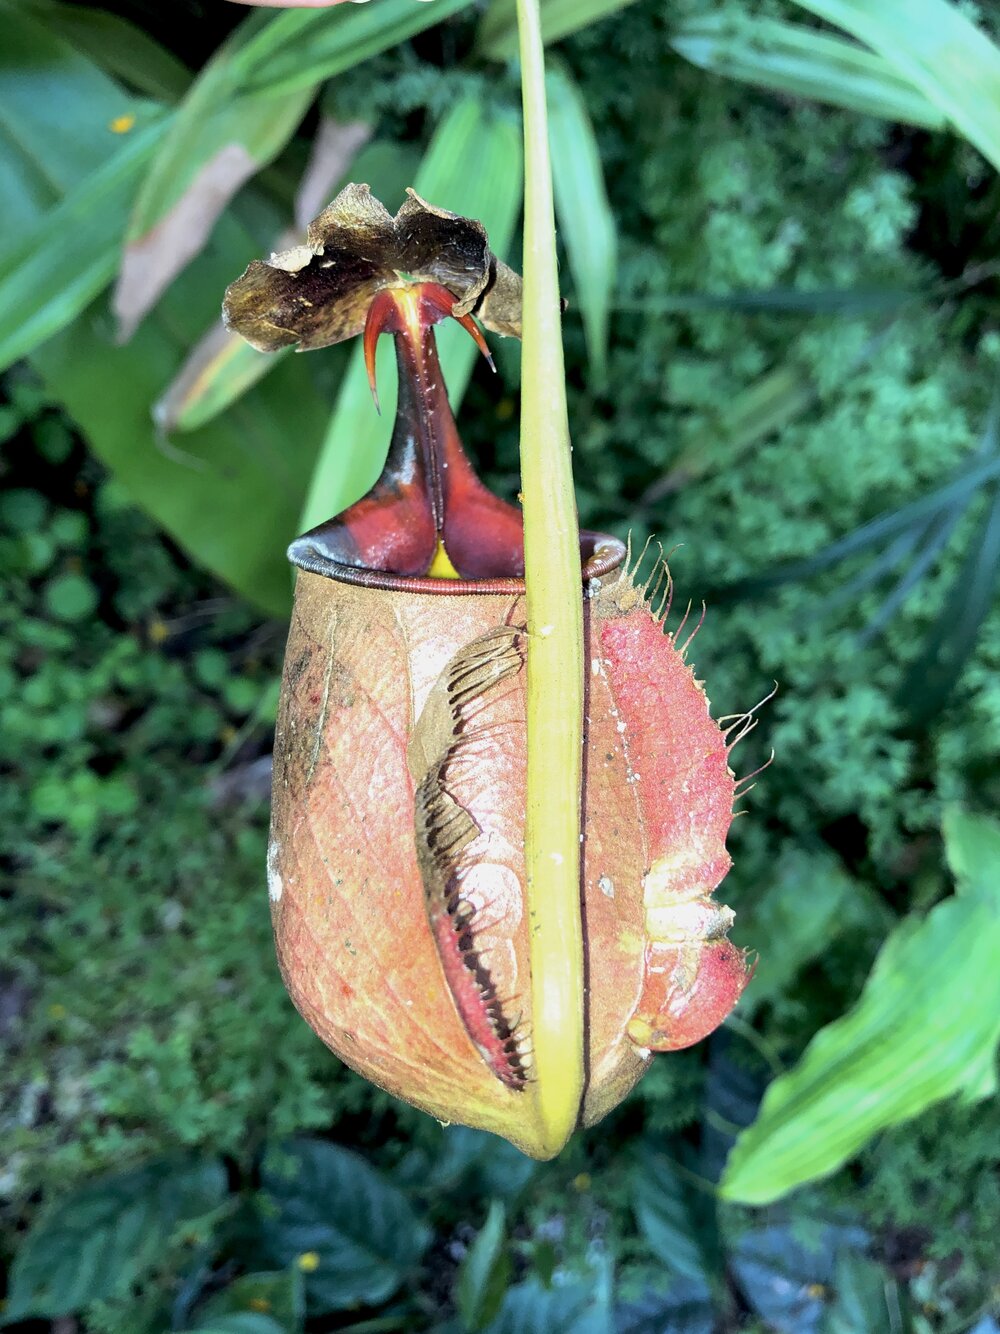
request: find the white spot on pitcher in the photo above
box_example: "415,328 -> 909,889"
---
267,843 -> 283,902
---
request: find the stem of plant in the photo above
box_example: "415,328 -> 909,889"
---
516,0 -> 586,1157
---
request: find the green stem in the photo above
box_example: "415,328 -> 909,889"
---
516,0 -> 585,1158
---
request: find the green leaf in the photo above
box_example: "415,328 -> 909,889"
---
484,1277 -> 610,1334
233,0 -> 476,99
17,0 -> 192,102
548,61 -> 617,386
259,1140 -> 430,1312
821,1252 -> 904,1334
671,15 -> 945,129
455,1202 -> 511,1332
728,1209 -> 868,1333
720,868 -> 1000,1204
31,211 -> 329,617
299,98 -> 523,532
477,0 -> 640,62
4,1155 -> 226,1321
186,1318 -> 287,1334
154,327 -> 293,437
790,0 -> 1000,174
631,1154 -> 714,1293
44,573 -> 100,623
0,2 -> 143,199
942,807 -> 1000,899
0,114 -> 167,373
196,1269 -> 304,1333
427,1126 -> 537,1200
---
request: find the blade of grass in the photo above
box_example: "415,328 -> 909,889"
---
791,0 -> 1000,174
642,363 -> 818,504
810,523 -> 930,618
858,381 -> 1000,650
671,15 -> 945,129
641,328 -> 891,505
548,60 -> 617,386
300,100 -> 523,530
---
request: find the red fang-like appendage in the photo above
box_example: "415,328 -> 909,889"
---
364,282 -> 494,414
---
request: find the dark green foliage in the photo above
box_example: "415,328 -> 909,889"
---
4,1156 -> 227,1321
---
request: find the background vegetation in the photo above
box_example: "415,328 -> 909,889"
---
1,0 -> 999,1330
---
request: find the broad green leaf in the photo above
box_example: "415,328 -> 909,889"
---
671,15 -> 945,129
455,1201 -> 511,1332
614,1279 -> 715,1334
4,26 -> 327,614
4,1155 -> 226,1321
631,1154 -> 715,1294
156,137 -> 416,433
484,1278 -> 610,1334
300,98 -> 523,532
477,0 -> 640,62
186,1318 -> 287,1334
791,0 -> 1000,174
233,0 -> 475,98
17,0 -> 192,102
821,1252 -> 903,1334
720,869 -> 1000,1204
942,807 -> 1000,899
428,1126 -> 536,1199
259,1140 -> 430,1312
118,0 -> 474,337
728,1210 -> 868,1334
0,2 -> 142,197
31,211 -> 329,617
196,1270 -> 304,1332
548,61 -> 617,385
0,115 -> 167,373
0,128 -> 53,234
